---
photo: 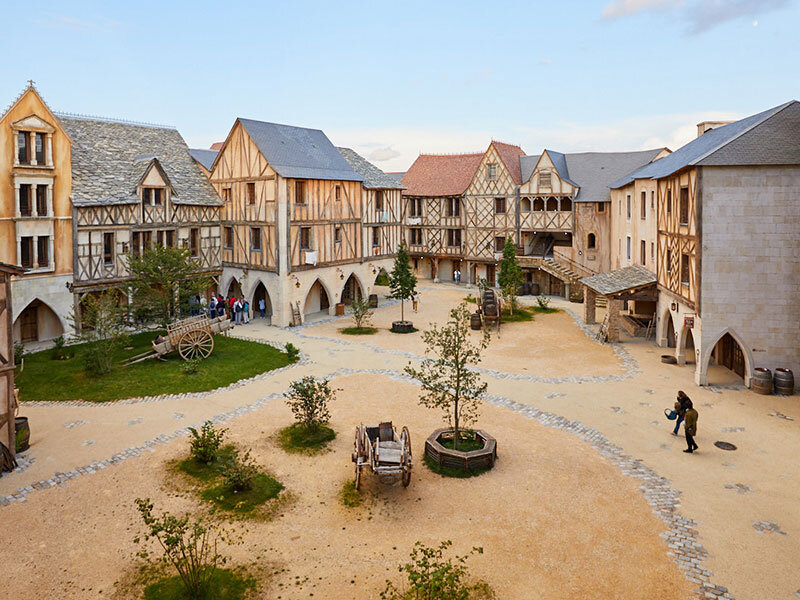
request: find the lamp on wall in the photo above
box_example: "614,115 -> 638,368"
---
291,275 -> 300,288
670,302 -> 677,311
368,263 -> 376,274
336,267 -> 344,280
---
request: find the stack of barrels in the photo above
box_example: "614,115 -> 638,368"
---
752,367 -> 794,395
483,290 -> 499,317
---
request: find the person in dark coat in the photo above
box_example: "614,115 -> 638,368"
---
672,390 -> 691,435
683,400 -> 699,453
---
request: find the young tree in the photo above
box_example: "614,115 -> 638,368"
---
404,302 -> 489,450
497,237 -> 523,316
70,289 -> 128,375
388,241 -> 418,324
350,296 -> 373,330
128,246 -> 212,328
284,376 -> 337,432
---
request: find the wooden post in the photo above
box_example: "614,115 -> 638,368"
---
583,288 -> 596,324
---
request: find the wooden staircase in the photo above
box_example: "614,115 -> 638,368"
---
290,301 -> 302,326
540,258 -> 583,285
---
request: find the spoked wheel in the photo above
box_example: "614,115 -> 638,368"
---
354,462 -> 362,490
178,330 -> 214,360
353,426 -> 364,490
401,426 -> 412,487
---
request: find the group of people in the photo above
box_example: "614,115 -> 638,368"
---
672,390 -> 699,453
204,294 -> 268,325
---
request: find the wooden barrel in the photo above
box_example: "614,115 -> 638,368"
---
774,368 -> 794,396
15,417 -> 30,453
752,368 -> 773,395
483,303 -> 498,317
530,283 -> 540,296
368,294 -> 378,308
335,303 -> 345,316
520,283 -> 530,296
470,312 -> 482,330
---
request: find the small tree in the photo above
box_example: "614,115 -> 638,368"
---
134,498 -> 228,599
497,237 -> 523,316
388,241 -> 417,324
405,302 -> 489,450
128,246 -> 212,329
284,376 -> 336,432
350,296 -> 373,329
70,289 -> 128,375
188,421 -> 227,464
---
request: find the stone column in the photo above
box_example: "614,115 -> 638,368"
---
46,133 -> 53,166
607,298 -> 622,343
32,184 -> 38,217
563,282 -> 570,300
49,234 -> 54,269
465,261 -> 473,287
13,132 -> 19,167
433,258 -> 440,283
14,184 -> 20,218
47,183 -> 53,217
30,132 -> 37,166
583,288 -> 596,324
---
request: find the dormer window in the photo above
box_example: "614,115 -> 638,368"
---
538,172 -> 551,188
487,163 -> 498,181
35,133 -> 45,164
17,132 -> 30,164
142,187 -> 163,205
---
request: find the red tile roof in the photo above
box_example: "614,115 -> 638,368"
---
491,141 -> 525,184
209,141 -> 224,151
401,152 -> 484,196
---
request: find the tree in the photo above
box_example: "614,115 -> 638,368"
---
497,237 -> 523,316
404,302 -> 489,450
128,246 -> 212,328
388,241 -> 417,324
284,376 -> 337,432
350,296 -> 373,329
70,289 -> 128,375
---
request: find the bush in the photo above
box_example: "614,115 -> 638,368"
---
340,480 -> 362,507
50,336 -> 74,361
222,449 -> 258,492
536,295 -> 550,310
375,271 -> 390,286
381,540 -> 493,600
188,421 -> 227,464
278,422 -> 336,454
13,341 -> 24,366
134,498 -> 229,600
350,297 -> 373,329
283,376 -> 336,431
285,342 -> 300,362
181,358 -> 201,375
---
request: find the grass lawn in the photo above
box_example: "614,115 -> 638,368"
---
531,305 -> 560,314
340,480 -> 363,508
175,445 -> 237,483
201,473 -> 284,514
144,568 -> 256,600
439,432 -> 485,452
278,423 -> 336,454
16,331 -> 293,402
500,306 -> 535,323
340,326 -> 378,335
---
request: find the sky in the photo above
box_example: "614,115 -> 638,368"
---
2,0 -> 798,172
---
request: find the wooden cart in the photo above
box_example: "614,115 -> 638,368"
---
123,314 -> 233,365
476,288 -> 502,333
352,421 -> 412,489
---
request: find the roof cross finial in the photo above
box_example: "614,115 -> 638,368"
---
27,79 -> 35,88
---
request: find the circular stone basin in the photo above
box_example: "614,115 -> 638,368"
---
425,428 -> 497,472
391,320 -> 415,333
714,441 -> 738,451
661,355 -> 678,364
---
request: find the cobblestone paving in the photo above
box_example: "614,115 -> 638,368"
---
724,483 -> 752,494
752,521 -> 787,535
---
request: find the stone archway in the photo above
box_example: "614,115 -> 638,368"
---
251,281 -> 273,323
373,267 -> 390,288
14,298 -> 64,343
341,273 -> 364,305
680,327 -> 696,365
224,277 -> 242,298
304,279 -> 331,317
697,328 -> 753,387
664,310 -> 677,348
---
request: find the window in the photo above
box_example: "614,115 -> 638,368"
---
375,191 -> 383,212
495,236 -> 505,252
224,226 -> 233,249
165,230 -> 174,248
103,232 -> 114,266
494,197 -> 506,214
651,242 -> 654,261
295,181 -> 306,204
487,163 -> 498,181
142,187 -> 162,205
153,188 -> 162,206
560,197 -> 572,211
679,187 -> 689,225
189,228 -> 199,257
300,227 -> 311,250
640,191 -> 646,219
520,198 -> 531,212
222,187 -> 231,203
597,202 -> 605,213
17,132 -> 30,164
36,185 -> 47,216
335,185 -> 341,202
250,227 -> 261,251
20,237 -> 33,268
409,198 -> 422,217
156,230 -> 165,247
19,184 -> 32,216
666,249 -> 672,273
538,172 -> 551,188
546,197 -> 558,211
626,236 -> 631,261
143,230 -> 152,249
681,253 -> 690,286
666,189 -> 672,214
35,133 -> 45,164
37,236 -> 49,267
410,228 -> 422,245
334,227 -> 342,243
447,229 -> 461,247
640,240 -> 646,265
447,197 -> 460,217
533,197 -> 544,211
651,191 -> 655,210
587,233 -> 596,250
372,226 -> 380,247
626,194 -> 631,220
132,232 -> 141,256
247,182 -> 256,205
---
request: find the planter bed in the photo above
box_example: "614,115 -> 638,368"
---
424,428 -> 497,472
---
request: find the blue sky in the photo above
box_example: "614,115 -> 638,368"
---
2,0 -> 798,171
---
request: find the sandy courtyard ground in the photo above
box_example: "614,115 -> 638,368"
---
1,283 -> 798,599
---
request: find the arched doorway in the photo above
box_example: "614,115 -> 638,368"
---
225,277 -> 242,299
374,268 -> 390,287
341,273 -> 363,305
14,299 -> 64,343
713,333 -> 745,380
251,282 -> 273,323
304,279 -> 330,317
665,312 -> 676,348
683,328 -> 696,365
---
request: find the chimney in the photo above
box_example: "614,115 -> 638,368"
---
696,121 -> 733,137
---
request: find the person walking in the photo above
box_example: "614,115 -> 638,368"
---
235,298 -> 243,325
258,297 -> 266,318
217,295 -> 225,318
672,391 -> 691,436
209,295 -> 217,317
412,291 -> 419,313
243,299 -> 250,324
683,400 -> 699,453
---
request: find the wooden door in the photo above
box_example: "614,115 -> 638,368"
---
486,265 -> 496,286
719,334 -> 745,378
20,306 -> 38,342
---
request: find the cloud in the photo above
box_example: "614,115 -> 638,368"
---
367,147 -> 401,162
31,12 -> 120,32
601,0 -> 791,33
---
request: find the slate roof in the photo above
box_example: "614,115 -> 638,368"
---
386,172 -> 406,182
337,147 -> 405,190
610,101 -> 800,188
580,265 -> 657,296
188,148 -> 219,171
521,149 -> 665,203
57,115 -> 222,207
491,141 -> 526,184
400,152 -> 484,196
237,118 -> 363,182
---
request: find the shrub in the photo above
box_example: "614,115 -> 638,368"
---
13,341 -> 24,366
50,336 -> 74,361
285,342 -> 300,362
381,540 -> 492,600
222,449 -> 258,492
283,376 -> 336,431
350,297 -> 373,329
181,358 -> 201,375
340,480 -> 362,507
134,497 -> 229,600
536,295 -> 550,310
278,422 -> 336,454
188,421 -> 227,464
375,271 -> 390,286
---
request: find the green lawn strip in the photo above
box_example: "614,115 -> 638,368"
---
144,568 -> 256,600
500,306 -> 535,323
175,445 -> 237,483
340,480 -> 363,508
339,326 -> 379,335
464,295 -> 477,304
16,331 -> 292,402
201,473 -> 284,514
422,454 -> 492,479
531,305 -> 560,314
278,423 -> 336,454
439,433 -> 485,453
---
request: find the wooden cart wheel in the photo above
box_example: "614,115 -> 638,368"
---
354,462 -> 362,490
401,426 -> 412,487
178,330 -> 214,361
353,426 -> 364,490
